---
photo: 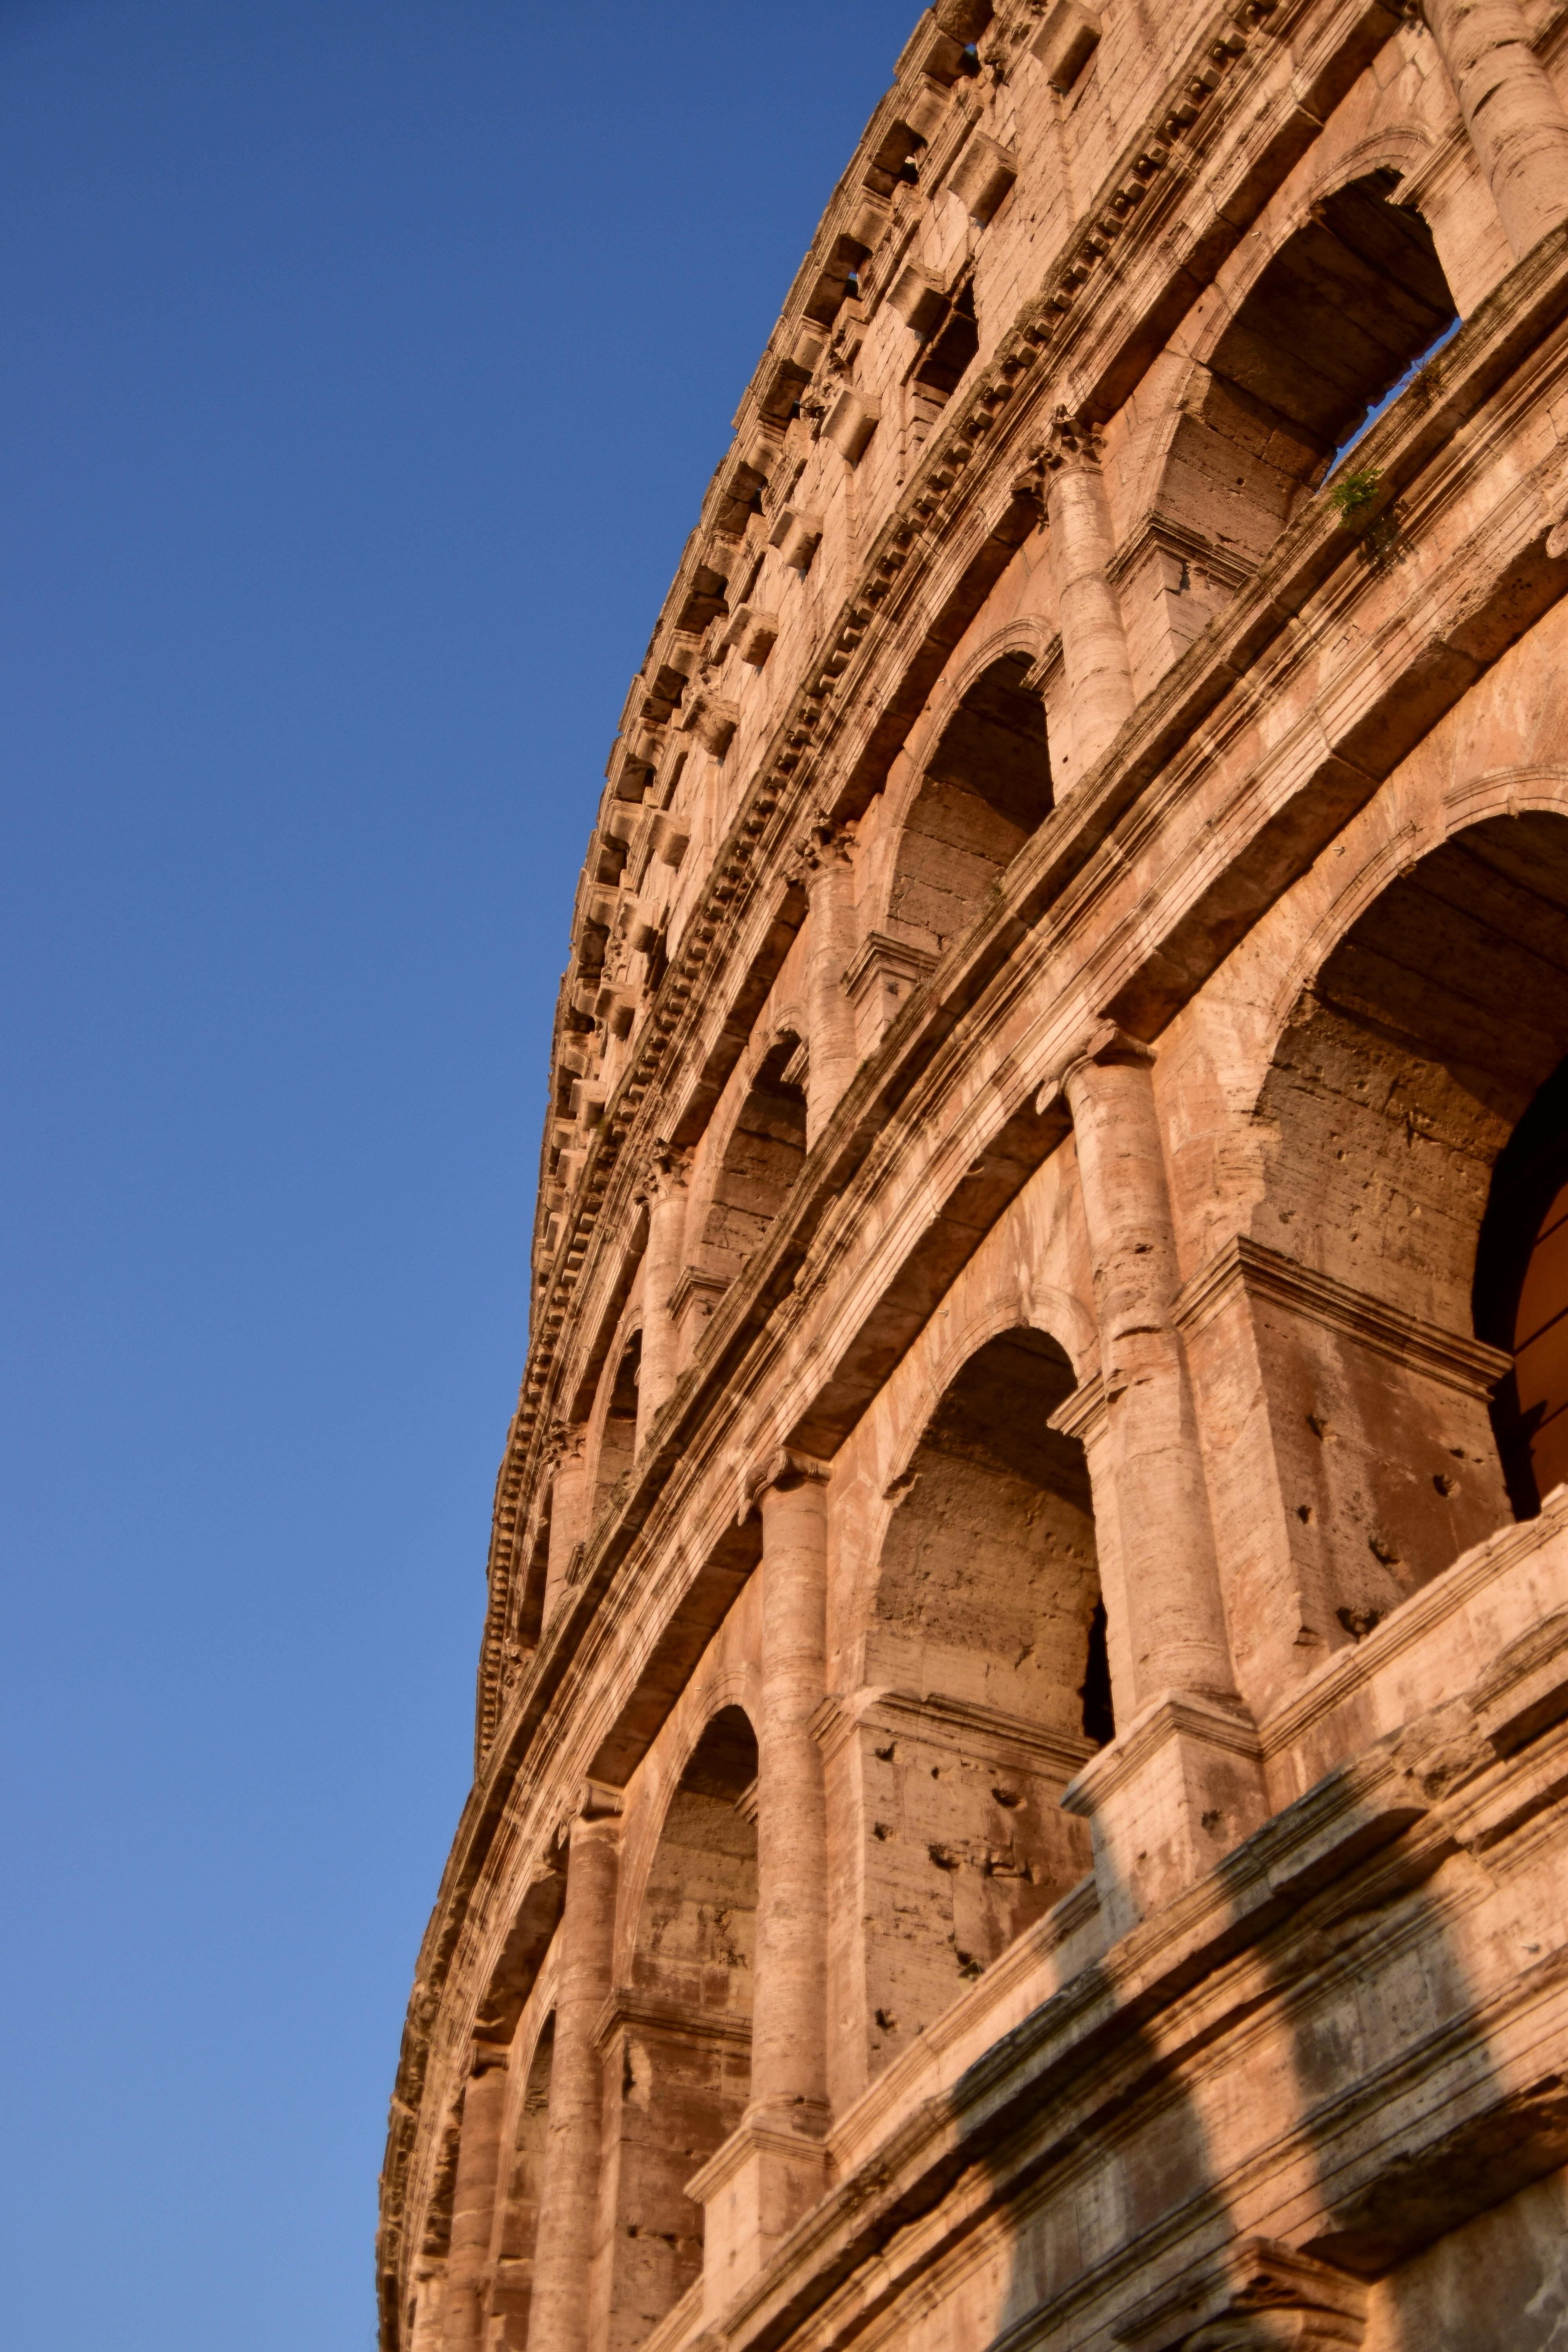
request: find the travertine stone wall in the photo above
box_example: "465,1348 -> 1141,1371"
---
382,1 -> 1568,2346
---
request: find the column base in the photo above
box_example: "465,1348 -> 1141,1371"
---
1062,1691 -> 1269,1940
687,2107 -> 829,2320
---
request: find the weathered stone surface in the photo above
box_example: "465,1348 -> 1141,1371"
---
381,4 -> 1568,2348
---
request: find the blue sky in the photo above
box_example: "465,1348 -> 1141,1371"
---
0,5 -> 916,2343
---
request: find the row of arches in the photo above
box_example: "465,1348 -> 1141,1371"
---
524,161 -> 1480,1643
462,800 -> 1568,2352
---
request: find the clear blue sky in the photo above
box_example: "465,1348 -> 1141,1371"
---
0,5 -> 915,2343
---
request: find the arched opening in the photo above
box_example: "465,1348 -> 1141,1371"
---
595,1708 -> 757,2346
594,1330 -> 641,1518
1144,172 -> 1457,665
887,652 -> 1053,961
697,1036 -> 808,1291
486,2016 -> 554,2351
1477,1055 -> 1568,1516
848,1328 -> 1101,2083
1240,813 -> 1568,1686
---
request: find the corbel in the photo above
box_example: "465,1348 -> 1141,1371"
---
948,128 -> 1018,224
1031,0 -> 1103,92
826,386 -> 882,464
769,508 -> 824,573
724,604 -> 780,667
888,260 -> 949,335
682,691 -> 740,759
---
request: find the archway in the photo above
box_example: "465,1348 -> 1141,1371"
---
1238,812 -> 1568,1686
1147,171 -> 1457,658
886,652 -> 1053,962
1477,1053 -> 1568,1516
594,1330 -> 641,1518
844,1327 -> 1102,2087
593,1708 -> 758,2347
695,1036 -> 807,1292
486,2016 -> 553,2351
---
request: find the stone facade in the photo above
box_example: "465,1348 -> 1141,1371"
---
379,2 -> 1568,2345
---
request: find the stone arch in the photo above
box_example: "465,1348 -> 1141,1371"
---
881,647 -> 1053,962
1140,165 -> 1457,661
692,1029 -> 808,1294
592,1704 -> 758,2348
1217,809 -> 1568,1705
834,1321 -> 1102,2090
591,1323 -> 642,1521
486,2005 -> 555,2351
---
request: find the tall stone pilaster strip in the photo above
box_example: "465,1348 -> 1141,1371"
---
1423,0 -> 1568,259
799,820 -> 860,1149
439,2050 -> 509,2352
541,1426 -> 589,1628
752,1454 -> 831,2127
1043,418 -> 1135,782
1061,1031 -> 1239,1711
634,1145 -> 691,1451
524,1806 -> 621,2352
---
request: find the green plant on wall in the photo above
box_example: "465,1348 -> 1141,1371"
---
1325,465 -> 1383,524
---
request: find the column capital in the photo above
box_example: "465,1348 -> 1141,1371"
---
738,1445 -> 832,1522
632,1136 -> 693,1203
1042,405 -> 1107,474
1036,1018 -> 1156,1114
545,1418 -> 589,1472
795,809 -> 857,876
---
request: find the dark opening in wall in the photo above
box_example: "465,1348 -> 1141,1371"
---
595,1328 -> 641,1516
698,1035 -> 808,1289
915,280 -> 979,400
888,650 -> 1052,958
858,1325 -> 1101,2074
1477,1054 -> 1568,1517
1158,170 -> 1458,578
603,1707 -> 758,2342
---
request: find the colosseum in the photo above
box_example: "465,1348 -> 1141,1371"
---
380,0 -> 1568,2344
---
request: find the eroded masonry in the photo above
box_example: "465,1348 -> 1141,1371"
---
381,0 -> 1568,2343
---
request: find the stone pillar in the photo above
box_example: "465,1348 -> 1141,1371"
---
440,2046 -> 510,2352
753,1455 -> 831,2123
1044,416 -> 1134,782
1056,1027 -> 1267,1936
1062,1031 -> 1234,1709
799,817 -> 860,1147
1423,0 -> 1568,260
635,1145 -> 691,1451
689,1451 -> 830,2317
541,1427 -> 590,1627
525,1795 -> 621,2352
407,2267 -> 446,2352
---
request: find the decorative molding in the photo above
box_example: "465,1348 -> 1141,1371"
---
1114,2234 -> 1366,2351
840,930 -> 938,1014
1172,1236 -> 1514,1399
739,1445 -> 833,1520
1063,1690 -> 1264,1817
591,1989 -> 753,2056
669,1265 -> 730,1330
1105,510 -> 1257,595
1047,1369 -> 1107,1446
817,1685 -> 1098,1780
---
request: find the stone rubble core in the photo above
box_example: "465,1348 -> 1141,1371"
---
381,0 -> 1568,2345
